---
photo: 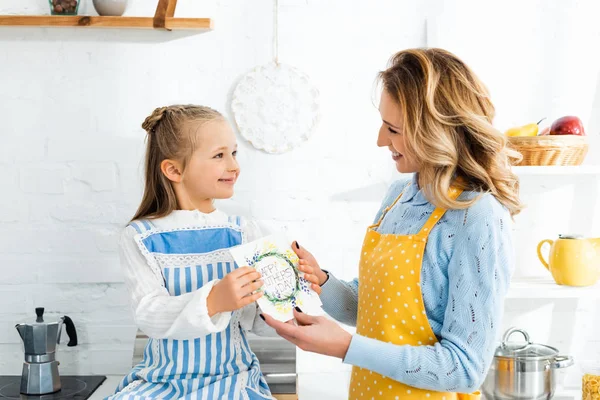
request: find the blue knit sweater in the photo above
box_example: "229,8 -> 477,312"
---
320,174 -> 514,393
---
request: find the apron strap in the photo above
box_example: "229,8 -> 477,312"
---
128,218 -> 156,234
416,186 -> 464,237
372,182 -> 411,228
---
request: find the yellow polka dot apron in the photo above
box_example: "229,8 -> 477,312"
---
349,184 -> 481,400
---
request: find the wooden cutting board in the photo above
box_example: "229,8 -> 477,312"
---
273,395 -> 297,400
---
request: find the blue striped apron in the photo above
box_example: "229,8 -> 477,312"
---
107,216 -> 273,400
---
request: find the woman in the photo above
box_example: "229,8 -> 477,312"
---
262,48 -> 521,399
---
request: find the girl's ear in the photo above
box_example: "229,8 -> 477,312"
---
160,159 -> 183,183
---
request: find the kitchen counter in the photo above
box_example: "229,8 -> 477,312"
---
89,376 -> 119,400
90,376 -> 297,400
91,375 -> 581,399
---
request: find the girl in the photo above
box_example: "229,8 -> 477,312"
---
264,48 -> 521,400
109,105 -> 285,400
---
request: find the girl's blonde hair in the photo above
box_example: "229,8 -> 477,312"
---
131,105 -> 224,221
379,48 -> 523,217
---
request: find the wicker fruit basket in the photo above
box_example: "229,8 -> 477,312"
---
508,135 -> 589,166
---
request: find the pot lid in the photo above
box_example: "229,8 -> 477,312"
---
494,327 -> 559,359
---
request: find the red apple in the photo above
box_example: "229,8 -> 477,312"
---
549,116 -> 585,136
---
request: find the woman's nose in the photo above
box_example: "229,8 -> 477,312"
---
377,125 -> 390,147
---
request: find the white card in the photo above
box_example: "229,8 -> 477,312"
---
229,233 -> 323,322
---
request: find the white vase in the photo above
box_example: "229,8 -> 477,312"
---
92,0 -> 128,16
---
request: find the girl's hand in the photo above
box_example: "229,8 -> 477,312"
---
293,241 -> 328,294
262,308 -> 352,359
207,266 -> 263,316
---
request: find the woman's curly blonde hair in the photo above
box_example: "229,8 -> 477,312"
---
379,48 -> 524,217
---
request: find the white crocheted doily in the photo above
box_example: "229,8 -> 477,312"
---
231,62 -> 320,154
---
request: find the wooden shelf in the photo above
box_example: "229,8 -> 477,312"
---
513,165 -> 600,176
507,276 -> 600,299
0,0 -> 212,31
0,15 -> 212,30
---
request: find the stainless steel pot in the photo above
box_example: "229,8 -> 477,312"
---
482,327 -> 574,400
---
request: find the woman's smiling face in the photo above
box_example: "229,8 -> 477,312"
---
377,90 -> 420,173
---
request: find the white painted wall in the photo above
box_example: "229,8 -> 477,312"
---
0,0 -> 599,397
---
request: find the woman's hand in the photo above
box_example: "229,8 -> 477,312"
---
207,266 -> 263,316
262,308 -> 352,359
293,241 -> 328,294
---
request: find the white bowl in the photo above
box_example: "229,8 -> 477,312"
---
92,0 -> 128,16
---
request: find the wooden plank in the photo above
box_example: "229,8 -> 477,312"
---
153,0 -> 178,29
0,16 -> 212,30
165,0 -> 177,17
164,17 -> 213,30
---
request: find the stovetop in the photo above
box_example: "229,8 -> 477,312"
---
0,376 -> 106,400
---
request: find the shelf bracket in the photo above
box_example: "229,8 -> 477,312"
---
153,0 -> 177,30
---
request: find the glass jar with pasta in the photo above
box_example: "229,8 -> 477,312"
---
582,362 -> 600,400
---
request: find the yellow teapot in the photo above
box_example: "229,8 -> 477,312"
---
537,234 -> 600,287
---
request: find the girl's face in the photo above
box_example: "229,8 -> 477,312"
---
166,119 -> 240,210
377,90 -> 420,174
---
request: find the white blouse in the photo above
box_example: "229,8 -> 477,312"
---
119,209 -> 274,340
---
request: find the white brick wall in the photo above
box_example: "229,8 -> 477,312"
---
0,2 -> 599,396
